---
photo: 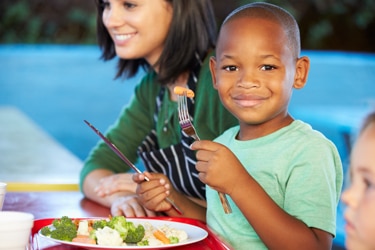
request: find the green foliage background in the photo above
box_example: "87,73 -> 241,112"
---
1,0 -> 374,52
0,0 -> 96,44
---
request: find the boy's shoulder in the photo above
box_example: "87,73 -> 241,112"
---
214,120 -> 334,146
283,120 -> 340,155
290,120 -> 330,141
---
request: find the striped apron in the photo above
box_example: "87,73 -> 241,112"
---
137,74 -> 205,200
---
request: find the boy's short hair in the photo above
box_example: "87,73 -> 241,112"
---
222,2 -> 301,59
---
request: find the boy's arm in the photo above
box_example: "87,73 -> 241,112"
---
231,172 -> 332,250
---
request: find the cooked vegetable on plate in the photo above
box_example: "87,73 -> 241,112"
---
40,216 -> 188,247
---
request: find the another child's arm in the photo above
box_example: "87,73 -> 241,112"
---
191,140 -> 332,250
133,172 -> 207,221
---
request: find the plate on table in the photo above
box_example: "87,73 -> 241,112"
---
38,218 -> 208,250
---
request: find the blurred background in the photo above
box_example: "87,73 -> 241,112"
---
1,0 -> 374,155
1,0 -> 375,51
1,1 -> 374,249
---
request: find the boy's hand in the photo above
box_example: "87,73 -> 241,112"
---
133,172 -> 174,213
190,140 -> 247,195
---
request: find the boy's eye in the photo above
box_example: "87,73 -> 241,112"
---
261,65 -> 276,71
222,65 -> 238,72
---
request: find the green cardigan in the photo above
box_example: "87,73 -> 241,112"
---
79,54 -> 238,189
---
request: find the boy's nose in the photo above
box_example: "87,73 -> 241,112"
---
237,71 -> 260,88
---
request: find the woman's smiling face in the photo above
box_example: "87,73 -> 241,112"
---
102,0 -> 173,66
341,122 -> 375,250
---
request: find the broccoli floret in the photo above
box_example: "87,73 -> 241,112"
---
40,226 -> 52,236
137,239 -> 149,246
107,216 -> 145,243
48,216 -> 77,241
169,236 -> 179,244
107,216 -> 128,240
52,216 -> 74,228
124,223 -> 145,243
50,226 -> 77,241
92,219 -> 108,230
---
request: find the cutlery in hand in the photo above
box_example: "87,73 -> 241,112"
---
84,120 -> 183,215
174,87 -> 232,214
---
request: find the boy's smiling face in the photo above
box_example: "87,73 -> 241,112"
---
210,17 -> 309,139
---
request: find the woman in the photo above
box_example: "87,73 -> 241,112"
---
80,0 -> 237,220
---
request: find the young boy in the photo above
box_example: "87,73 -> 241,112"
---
341,111 -> 375,250
190,2 -> 343,249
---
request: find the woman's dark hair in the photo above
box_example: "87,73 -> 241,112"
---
95,0 -> 217,85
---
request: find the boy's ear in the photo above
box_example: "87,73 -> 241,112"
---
293,56 -> 310,89
209,56 -> 218,89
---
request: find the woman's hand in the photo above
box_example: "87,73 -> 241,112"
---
88,172 -> 156,216
110,194 -> 157,217
94,173 -> 137,197
133,172 -> 175,213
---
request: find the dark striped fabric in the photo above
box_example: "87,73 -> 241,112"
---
137,73 -> 205,200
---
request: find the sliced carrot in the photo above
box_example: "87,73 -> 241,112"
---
72,235 -> 96,245
173,86 -> 195,98
72,219 -> 80,227
153,229 -> 170,244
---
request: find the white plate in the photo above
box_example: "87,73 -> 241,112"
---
38,218 -> 208,250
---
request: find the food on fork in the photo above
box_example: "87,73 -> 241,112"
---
173,86 -> 195,98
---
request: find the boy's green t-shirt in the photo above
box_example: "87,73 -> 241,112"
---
207,120 -> 343,250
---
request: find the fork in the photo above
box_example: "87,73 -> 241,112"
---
177,90 -> 232,214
